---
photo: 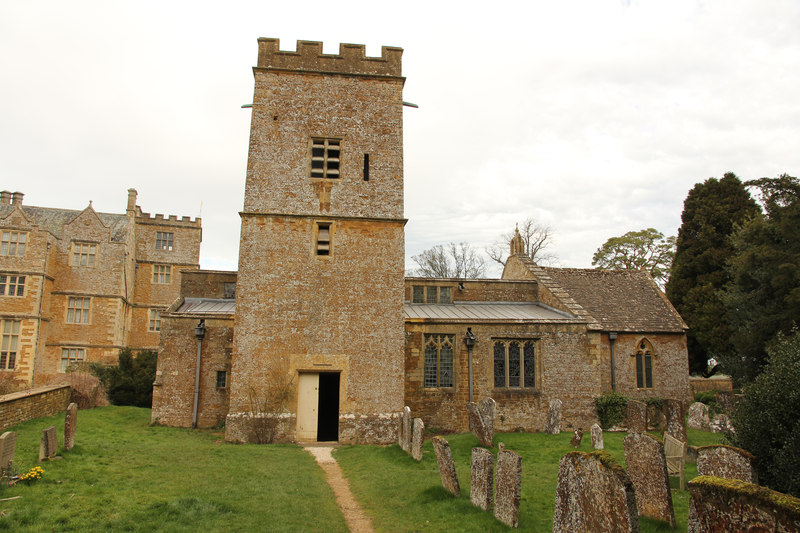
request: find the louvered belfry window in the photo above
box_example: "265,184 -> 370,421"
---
310,138 -> 340,179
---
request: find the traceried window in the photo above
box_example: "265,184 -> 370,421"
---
60,347 -> 85,372
0,274 -> 24,296
67,297 -> 90,324
155,232 -> 174,251
635,339 -> 654,389
148,309 -> 161,332
494,340 -> 536,389
310,138 -> 340,179
411,285 -> 452,304
424,334 -> 454,388
71,242 -> 96,267
0,231 -> 26,256
153,264 -> 171,284
0,320 -> 20,370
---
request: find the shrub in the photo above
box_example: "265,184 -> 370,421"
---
730,330 -> 800,497
595,393 -> 628,429
94,349 -> 157,408
65,367 -> 109,409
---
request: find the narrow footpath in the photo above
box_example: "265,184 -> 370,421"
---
304,446 -> 375,533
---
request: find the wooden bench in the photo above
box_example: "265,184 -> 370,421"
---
664,433 -> 686,490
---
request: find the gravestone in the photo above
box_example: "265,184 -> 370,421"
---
710,414 -> 735,434
627,400 -> 647,433
697,445 -> 758,484
553,451 -> 639,533
623,432 -> 676,527
591,423 -> 604,450
570,428 -> 583,448
687,402 -> 710,431
662,399 -> 687,443
64,402 -> 78,451
470,447 -> 493,511
400,406 -> 411,452
545,398 -> 562,435
495,450 -> 522,528
432,436 -> 460,496
715,391 -> 737,414
466,397 -> 496,447
0,431 -> 17,473
39,426 -> 58,461
411,418 -> 424,461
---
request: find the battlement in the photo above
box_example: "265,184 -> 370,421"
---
136,212 -> 202,227
256,38 -> 402,77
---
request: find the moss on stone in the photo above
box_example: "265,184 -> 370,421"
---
696,444 -> 755,459
689,475 -> 800,516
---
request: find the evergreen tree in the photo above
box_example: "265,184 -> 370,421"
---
665,173 -> 759,374
591,228 -> 675,287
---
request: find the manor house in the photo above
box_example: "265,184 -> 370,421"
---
149,38 -> 691,444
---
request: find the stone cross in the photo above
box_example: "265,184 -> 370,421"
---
39,426 -> 58,462
466,397 -> 496,447
64,402 -> 78,451
663,399 -> 688,443
553,451 -> 639,533
411,418 -> 424,461
495,450 -> 522,528
687,402 -> 710,431
627,399 -> 647,433
470,447 -> 493,511
570,428 -> 584,448
432,436 -> 460,496
623,432 -> 676,527
590,423 -> 604,450
697,445 -> 758,484
0,431 -> 17,473
400,406 -> 411,452
545,398 -> 562,435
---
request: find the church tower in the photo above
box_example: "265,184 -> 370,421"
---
225,39 -> 406,443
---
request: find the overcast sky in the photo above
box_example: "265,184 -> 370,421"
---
2,1 -> 799,276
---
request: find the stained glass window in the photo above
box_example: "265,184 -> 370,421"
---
494,342 -> 506,388
494,339 -> 537,389
508,342 -> 521,387
423,334 -> 455,388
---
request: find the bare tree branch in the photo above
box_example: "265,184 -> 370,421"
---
411,242 -> 487,278
486,217 -> 556,266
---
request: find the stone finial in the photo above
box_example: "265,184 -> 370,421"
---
510,226 -> 525,256
432,437 -> 460,496
623,432 -> 676,527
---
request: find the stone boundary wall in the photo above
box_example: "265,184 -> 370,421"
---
0,385 -> 71,431
689,376 -> 733,395
688,475 -> 800,532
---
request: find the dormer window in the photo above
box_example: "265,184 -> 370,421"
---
310,138 -> 340,179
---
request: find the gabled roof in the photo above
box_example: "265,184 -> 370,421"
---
0,204 -> 129,242
540,267 -> 688,333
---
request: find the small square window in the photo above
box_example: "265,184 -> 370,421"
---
155,232 -> 174,251
149,309 -> 161,332
60,347 -> 86,372
224,282 -> 236,299
216,371 -> 227,389
71,242 -> 96,267
66,297 -> 90,324
316,223 -> 331,256
0,231 -> 26,256
412,286 -> 424,303
440,286 -> 451,304
153,265 -> 171,284
0,274 -> 24,297
310,138 -> 341,179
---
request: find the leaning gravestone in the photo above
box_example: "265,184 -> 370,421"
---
400,406 -> 411,452
662,399 -> 688,443
411,418 -> 424,461
495,450 -> 522,528
553,451 -> 639,533
627,400 -> 647,433
697,445 -> 758,484
471,447 -> 493,511
432,436 -> 460,496
466,397 -> 496,447
64,402 -> 78,451
0,431 -> 17,473
570,428 -> 583,448
591,423 -> 604,450
687,402 -> 710,431
623,432 -> 676,527
546,398 -> 562,435
39,426 -> 58,462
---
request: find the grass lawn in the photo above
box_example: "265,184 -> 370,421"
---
335,427 -> 726,532
0,406 -> 348,532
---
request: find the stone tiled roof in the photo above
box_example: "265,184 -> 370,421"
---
0,204 -> 129,242
540,267 -> 688,333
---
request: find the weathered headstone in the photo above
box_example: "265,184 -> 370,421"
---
591,423 -> 604,450
710,413 -> 735,434
687,402 -> 710,431
64,402 -> 78,451
39,426 -> 58,461
495,450 -> 522,528
470,447 -> 493,511
545,398 -> 562,435
411,418 -> 424,461
570,428 -> 583,448
432,436 -> 460,496
627,399 -> 647,433
553,451 -> 639,533
623,432 -> 676,527
466,397 -> 496,447
400,406 -> 411,452
715,391 -> 737,414
662,399 -> 687,443
0,431 -> 17,473
697,445 -> 758,484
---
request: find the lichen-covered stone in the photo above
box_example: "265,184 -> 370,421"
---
39,426 -> 57,461
400,406 -> 411,452
627,400 -> 647,434
0,431 -> 16,472
466,397 -> 495,447
571,427 -> 584,448
663,399 -> 687,443
411,418 -> 424,461
687,402 -> 710,431
591,423 -> 604,450
495,450 -> 522,528
432,436 -> 460,496
710,413 -> 735,434
64,402 -> 77,451
697,445 -> 757,484
553,451 -> 640,533
623,432 -> 676,527
546,398 -> 562,435
470,447 -> 493,511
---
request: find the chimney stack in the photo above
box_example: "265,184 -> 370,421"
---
10,192 -> 23,206
127,188 -> 138,214
0,191 -> 11,205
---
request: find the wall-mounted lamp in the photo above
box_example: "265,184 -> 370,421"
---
465,327 -> 477,402
194,319 -> 206,341
458,282 -> 465,291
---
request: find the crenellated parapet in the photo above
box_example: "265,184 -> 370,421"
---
256,38 -> 402,77
135,212 -> 202,228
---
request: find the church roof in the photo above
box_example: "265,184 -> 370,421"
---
405,301 -> 580,323
0,204 -> 129,242
540,267 -> 688,333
